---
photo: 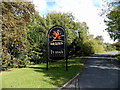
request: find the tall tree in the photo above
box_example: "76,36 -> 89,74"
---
45,13 -> 91,56
27,13 -> 47,64
45,13 -> 89,44
2,2 -> 35,68
101,0 -> 120,41
95,36 -> 104,43
105,6 -> 120,41
112,41 -> 120,50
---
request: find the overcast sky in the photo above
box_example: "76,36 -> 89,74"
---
32,0 -> 115,43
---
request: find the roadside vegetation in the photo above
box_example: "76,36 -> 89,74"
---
2,2 -> 116,70
101,0 -> 120,62
1,1 -> 119,88
116,53 -> 120,62
2,57 -> 87,88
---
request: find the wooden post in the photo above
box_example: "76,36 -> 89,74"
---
46,57 -> 48,70
66,57 -> 68,71
65,28 -> 68,71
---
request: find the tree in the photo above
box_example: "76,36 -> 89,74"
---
112,41 -> 120,50
104,43 -> 116,51
45,13 -> 79,44
2,2 -> 35,68
101,0 -> 120,41
95,36 -> 104,43
45,13 -> 92,56
27,13 -> 47,64
105,6 -> 120,41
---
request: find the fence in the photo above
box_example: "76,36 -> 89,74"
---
58,73 -> 81,89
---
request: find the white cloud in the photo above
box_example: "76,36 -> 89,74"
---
54,0 -> 115,43
32,0 -> 47,13
33,0 -> 115,43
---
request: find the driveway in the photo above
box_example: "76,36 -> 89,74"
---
65,52 -> 120,90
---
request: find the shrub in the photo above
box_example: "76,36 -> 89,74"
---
116,53 -> 120,61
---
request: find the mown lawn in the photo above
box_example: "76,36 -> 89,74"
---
2,57 -> 87,88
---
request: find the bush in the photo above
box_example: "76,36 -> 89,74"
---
116,53 -> 120,61
117,56 -> 120,60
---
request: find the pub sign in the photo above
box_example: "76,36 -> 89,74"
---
48,25 -> 66,60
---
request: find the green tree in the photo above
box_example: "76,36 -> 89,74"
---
95,36 -> 104,43
45,13 -> 78,44
27,13 -> 47,64
2,2 -> 35,68
112,41 -> 120,51
102,0 -> 120,41
105,6 -> 120,41
104,43 -> 116,51
45,13 -> 92,56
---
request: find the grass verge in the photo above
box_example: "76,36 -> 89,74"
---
2,56 -> 88,88
116,53 -> 120,61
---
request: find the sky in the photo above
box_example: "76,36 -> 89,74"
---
32,0 -> 115,43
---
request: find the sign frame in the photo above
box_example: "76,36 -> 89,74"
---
47,25 -> 68,70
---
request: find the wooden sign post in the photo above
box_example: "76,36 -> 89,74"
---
47,25 -> 68,70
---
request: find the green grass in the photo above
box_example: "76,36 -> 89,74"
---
2,56 -> 87,88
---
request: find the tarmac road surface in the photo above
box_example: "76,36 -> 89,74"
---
65,52 -> 120,90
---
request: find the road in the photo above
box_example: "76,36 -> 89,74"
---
65,52 -> 120,90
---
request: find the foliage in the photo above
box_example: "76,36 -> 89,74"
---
116,53 -> 120,61
95,36 -> 104,42
90,35 -> 105,53
2,2 -> 35,68
45,13 -> 92,57
27,13 -> 47,64
45,13 -> 79,44
102,0 -> 120,41
2,2 -> 109,70
112,41 -> 120,50
104,43 -> 116,51
88,39 -> 105,54
105,7 -> 120,41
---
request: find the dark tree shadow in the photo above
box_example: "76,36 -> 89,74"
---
29,57 -> 87,87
